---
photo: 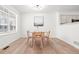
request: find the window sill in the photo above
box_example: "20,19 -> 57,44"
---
0,31 -> 17,36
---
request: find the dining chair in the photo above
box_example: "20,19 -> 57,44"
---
43,31 -> 50,46
26,31 -> 33,47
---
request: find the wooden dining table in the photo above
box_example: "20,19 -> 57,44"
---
32,32 -> 44,48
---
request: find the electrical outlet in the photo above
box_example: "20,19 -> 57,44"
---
74,41 -> 79,46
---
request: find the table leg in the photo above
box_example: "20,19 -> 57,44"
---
41,38 -> 44,48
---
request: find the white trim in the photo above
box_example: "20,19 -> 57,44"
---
56,36 -> 79,49
0,31 -> 17,36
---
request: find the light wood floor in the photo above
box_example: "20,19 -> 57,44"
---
0,38 -> 79,54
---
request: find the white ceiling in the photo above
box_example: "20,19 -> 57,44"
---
11,5 -> 79,13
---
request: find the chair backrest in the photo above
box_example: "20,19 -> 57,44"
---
27,31 -> 32,38
27,31 -> 30,37
45,31 -> 50,38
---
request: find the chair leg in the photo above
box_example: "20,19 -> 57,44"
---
26,38 -> 29,47
31,38 -> 33,48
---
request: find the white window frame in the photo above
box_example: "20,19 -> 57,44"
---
0,6 -> 17,35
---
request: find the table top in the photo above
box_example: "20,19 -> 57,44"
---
32,32 -> 44,38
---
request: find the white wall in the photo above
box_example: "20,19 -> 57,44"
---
0,6 -> 21,49
56,12 -> 79,48
21,12 -> 56,38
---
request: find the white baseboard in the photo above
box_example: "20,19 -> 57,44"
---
56,36 -> 79,49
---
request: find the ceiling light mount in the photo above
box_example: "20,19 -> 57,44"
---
36,5 -> 39,7
29,4 -> 45,10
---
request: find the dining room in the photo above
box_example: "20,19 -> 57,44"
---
0,5 -> 79,54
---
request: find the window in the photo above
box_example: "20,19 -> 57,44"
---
0,6 -> 17,34
60,15 -> 79,24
